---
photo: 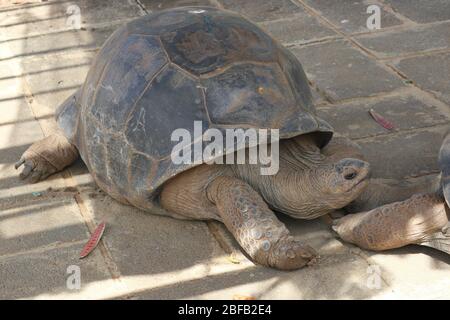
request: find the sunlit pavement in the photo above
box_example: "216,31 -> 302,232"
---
0,0 -> 449,299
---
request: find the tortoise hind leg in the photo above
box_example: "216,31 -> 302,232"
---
207,176 -> 317,270
15,130 -> 78,183
333,192 -> 450,253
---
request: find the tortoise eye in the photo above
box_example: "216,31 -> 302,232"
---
344,172 -> 357,180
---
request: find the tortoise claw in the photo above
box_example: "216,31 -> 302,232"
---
14,158 -> 25,169
19,161 -> 35,180
268,237 -> 318,270
15,133 -> 79,184
17,157 -> 55,183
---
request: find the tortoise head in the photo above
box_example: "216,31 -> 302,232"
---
318,158 -> 370,210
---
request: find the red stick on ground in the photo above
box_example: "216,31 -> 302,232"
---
369,108 -> 395,130
79,222 -> 106,259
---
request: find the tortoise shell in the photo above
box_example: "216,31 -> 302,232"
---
56,6 -> 333,212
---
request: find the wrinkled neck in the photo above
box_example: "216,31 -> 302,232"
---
279,137 -> 325,171
231,138 -> 332,219
265,164 -> 332,219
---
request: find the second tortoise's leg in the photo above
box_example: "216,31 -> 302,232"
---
322,135 -> 440,212
15,130 -> 79,183
207,176 -> 317,270
333,192 -> 450,253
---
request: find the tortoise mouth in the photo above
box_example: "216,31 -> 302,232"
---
354,174 -> 369,187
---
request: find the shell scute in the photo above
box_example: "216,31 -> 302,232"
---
202,63 -> 296,128
159,10 -> 276,75
91,34 -> 168,131
124,65 -> 209,159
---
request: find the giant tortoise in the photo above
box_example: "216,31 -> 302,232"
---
15,7 -> 448,270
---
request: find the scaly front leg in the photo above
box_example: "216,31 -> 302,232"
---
207,176 -> 317,270
15,130 -> 79,183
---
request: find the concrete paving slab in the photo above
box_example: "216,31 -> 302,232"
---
258,12 -> 338,45
0,243 -> 112,299
394,52 -> 450,105
358,126 -> 447,179
0,195 -> 88,255
383,0 -> 450,23
75,190 -> 224,278
361,245 -> 450,299
300,0 -> 404,34
291,40 -> 405,101
126,217 -> 379,299
21,52 -> 94,111
140,0 -> 218,11
220,0 -> 302,22
0,98 -> 38,127
356,21 -> 450,58
0,63 -> 36,125
132,251 -> 378,299
317,90 -> 450,139
1,24 -> 118,62
0,0 -> 142,38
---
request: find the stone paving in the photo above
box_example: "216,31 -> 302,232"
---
0,0 -> 449,299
